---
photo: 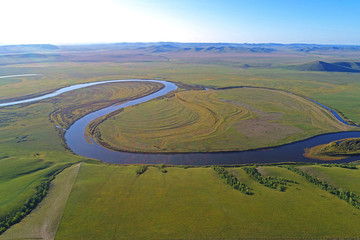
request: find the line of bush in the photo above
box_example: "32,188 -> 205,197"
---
157,164 -> 167,173
243,167 -> 297,192
0,164 -> 72,235
320,163 -> 357,169
212,167 -> 253,195
136,165 -> 148,175
283,166 -> 360,209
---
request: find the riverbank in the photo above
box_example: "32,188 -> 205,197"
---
87,86 -> 356,154
304,138 -> 360,160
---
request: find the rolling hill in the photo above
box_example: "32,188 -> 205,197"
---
291,61 -> 360,73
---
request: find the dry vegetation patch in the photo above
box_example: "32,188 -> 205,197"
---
91,87 -> 355,153
92,90 -> 254,152
49,81 -> 164,129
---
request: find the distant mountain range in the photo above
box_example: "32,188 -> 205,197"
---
136,44 -> 277,53
0,43 -> 360,67
1,42 -> 360,54
291,61 -> 360,73
0,44 -> 58,54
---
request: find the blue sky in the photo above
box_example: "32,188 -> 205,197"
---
1,0 -> 359,45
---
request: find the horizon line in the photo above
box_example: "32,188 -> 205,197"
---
1,42 -> 360,47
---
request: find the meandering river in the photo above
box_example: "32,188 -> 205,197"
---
1,75 -> 359,165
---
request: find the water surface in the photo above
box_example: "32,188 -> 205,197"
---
2,77 -> 359,165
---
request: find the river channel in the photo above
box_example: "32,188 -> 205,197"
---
1,76 -> 360,165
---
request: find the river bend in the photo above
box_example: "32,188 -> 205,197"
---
1,76 -> 359,165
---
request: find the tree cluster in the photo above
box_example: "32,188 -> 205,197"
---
136,165 -> 148,175
284,166 -> 360,209
0,180 -> 50,234
243,167 -> 296,192
0,163 -> 73,235
212,167 -> 252,195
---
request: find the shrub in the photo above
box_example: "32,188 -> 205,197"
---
283,166 -> 360,209
243,167 -> 297,191
212,167 -> 252,195
136,166 -> 148,175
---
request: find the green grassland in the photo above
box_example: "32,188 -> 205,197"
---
1,163 -> 81,240
1,46 -> 360,238
0,81 -> 163,224
0,158 -> 66,217
0,97 -> 80,218
2,55 -> 360,124
53,163 -> 360,239
94,87 -> 354,152
298,165 -> 360,195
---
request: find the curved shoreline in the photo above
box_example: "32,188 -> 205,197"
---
89,130 -> 360,155
0,77 -> 162,107
2,76 -> 360,165
62,80 -> 360,165
304,137 -> 360,160
216,85 -> 358,127
0,74 -> 41,79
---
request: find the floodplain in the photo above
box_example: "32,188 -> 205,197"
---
1,43 -> 360,239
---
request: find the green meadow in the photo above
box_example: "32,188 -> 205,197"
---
0,45 -> 360,238
10,163 -> 359,239
1,164 -> 81,239
298,165 -> 360,195
0,81 -> 163,223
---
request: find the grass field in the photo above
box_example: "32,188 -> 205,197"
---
53,163 -> 360,239
0,163 -> 81,240
0,155 -> 72,218
298,165 -> 360,195
0,81 -> 162,223
94,87 -> 355,152
2,53 -> 360,124
1,45 -> 360,238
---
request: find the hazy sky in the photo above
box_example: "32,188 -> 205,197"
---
1,0 -> 360,45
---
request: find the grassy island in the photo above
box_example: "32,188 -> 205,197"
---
305,138 -> 360,160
